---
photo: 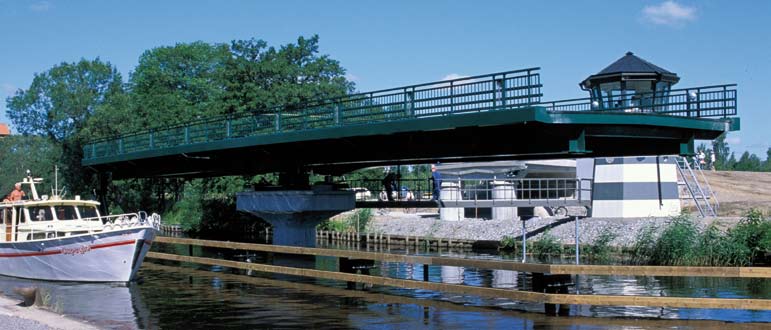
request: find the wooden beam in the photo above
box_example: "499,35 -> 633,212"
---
146,252 -> 771,310
154,237 -> 771,278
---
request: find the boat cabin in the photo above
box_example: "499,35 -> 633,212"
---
0,199 -> 104,242
0,175 -> 107,243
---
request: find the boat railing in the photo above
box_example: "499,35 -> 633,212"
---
11,211 -> 161,242
98,212 -> 162,232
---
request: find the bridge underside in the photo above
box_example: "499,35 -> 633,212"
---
84,107 -> 737,179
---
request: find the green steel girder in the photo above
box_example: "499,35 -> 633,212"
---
82,107 -> 737,179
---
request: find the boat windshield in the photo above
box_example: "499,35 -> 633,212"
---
28,206 -> 53,221
54,205 -> 78,221
79,206 -> 99,220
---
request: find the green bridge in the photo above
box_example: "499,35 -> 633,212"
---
82,66 -> 738,179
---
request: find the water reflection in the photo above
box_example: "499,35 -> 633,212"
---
0,260 -> 769,329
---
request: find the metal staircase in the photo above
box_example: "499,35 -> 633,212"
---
676,157 -> 719,217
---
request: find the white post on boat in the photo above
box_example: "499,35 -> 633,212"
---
26,170 -> 40,201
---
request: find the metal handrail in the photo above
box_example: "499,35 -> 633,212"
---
542,84 -> 737,118
346,178 -> 591,202
83,68 -> 543,160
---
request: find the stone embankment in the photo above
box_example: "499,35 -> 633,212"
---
366,210 -> 742,247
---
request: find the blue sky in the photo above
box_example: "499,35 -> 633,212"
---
1,0 -> 768,157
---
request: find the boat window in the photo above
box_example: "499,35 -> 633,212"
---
28,207 -> 53,222
79,206 -> 99,220
55,206 -> 78,221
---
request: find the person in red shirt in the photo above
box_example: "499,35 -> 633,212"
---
6,183 -> 25,202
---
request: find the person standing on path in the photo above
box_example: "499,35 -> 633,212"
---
382,171 -> 397,202
430,164 -> 442,201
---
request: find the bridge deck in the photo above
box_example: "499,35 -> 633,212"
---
81,68 -> 738,179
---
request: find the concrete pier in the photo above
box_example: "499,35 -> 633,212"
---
237,186 -> 355,247
439,182 -> 463,221
492,180 -> 518,220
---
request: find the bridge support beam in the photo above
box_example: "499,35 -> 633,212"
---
236,187 -> 355,247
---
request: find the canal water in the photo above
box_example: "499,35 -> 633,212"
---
0,236 -> 768,329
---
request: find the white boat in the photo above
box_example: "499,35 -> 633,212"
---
0,174 -> 160,282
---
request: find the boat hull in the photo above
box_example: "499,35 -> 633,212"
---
0,227 -> 156,282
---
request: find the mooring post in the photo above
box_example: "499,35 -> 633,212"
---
423,264 -> 429,282
188,244 -> 193,257
575,216 -> 580,265
521,218 -> 527,263
575,216 -> 580,295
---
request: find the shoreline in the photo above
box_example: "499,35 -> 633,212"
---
0,292 -> 100,330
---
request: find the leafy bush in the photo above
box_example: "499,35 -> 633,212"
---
630,210 -> 770,266
649,214 -> 699,266
726,209 -> 771,265
531,231 -> 562,260
587,228 -> 617,263
163,181 -> 203,231
318,208 -> 372,232
630,223 -> 658,265
500,236 -> 518,251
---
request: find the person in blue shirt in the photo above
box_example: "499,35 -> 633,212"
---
430,164 -> 442,201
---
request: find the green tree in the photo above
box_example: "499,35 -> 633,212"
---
6,58 -> 123,142
733,151 -> 762,171
129,41 -> 231,127
764,148 -> 771,172
0,136 -> 60,197
223,35 -> 353,113
712,133 -> 730,170
5,58 -> 124,195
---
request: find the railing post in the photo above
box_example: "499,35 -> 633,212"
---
118,138 -> 124,154
405,87 -> 415,117
91,144 -> 96,157
275,112 -> 281,132
450,81 -> 455,113
226,118 -> 232,138
149,131 -> 154,149
723,86 -> 728,118
696,89 -> 701,118
184,126 -> 190,144
500,74 -> 507,108
491,77 -> 496,110
335,103 -> 341,125
527,70 -> 533,105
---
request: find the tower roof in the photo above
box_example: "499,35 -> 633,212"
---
580,52 -> 679,89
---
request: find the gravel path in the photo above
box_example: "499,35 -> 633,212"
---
366,210 -> 741,247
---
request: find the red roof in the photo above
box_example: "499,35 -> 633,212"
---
0,124 -> 9,136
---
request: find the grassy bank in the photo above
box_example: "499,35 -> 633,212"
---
500,209 -> 771,266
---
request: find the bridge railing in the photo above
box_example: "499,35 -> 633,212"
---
83,68 -> 542,160
345,178 -> 590,203
542,84 -> 737,118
